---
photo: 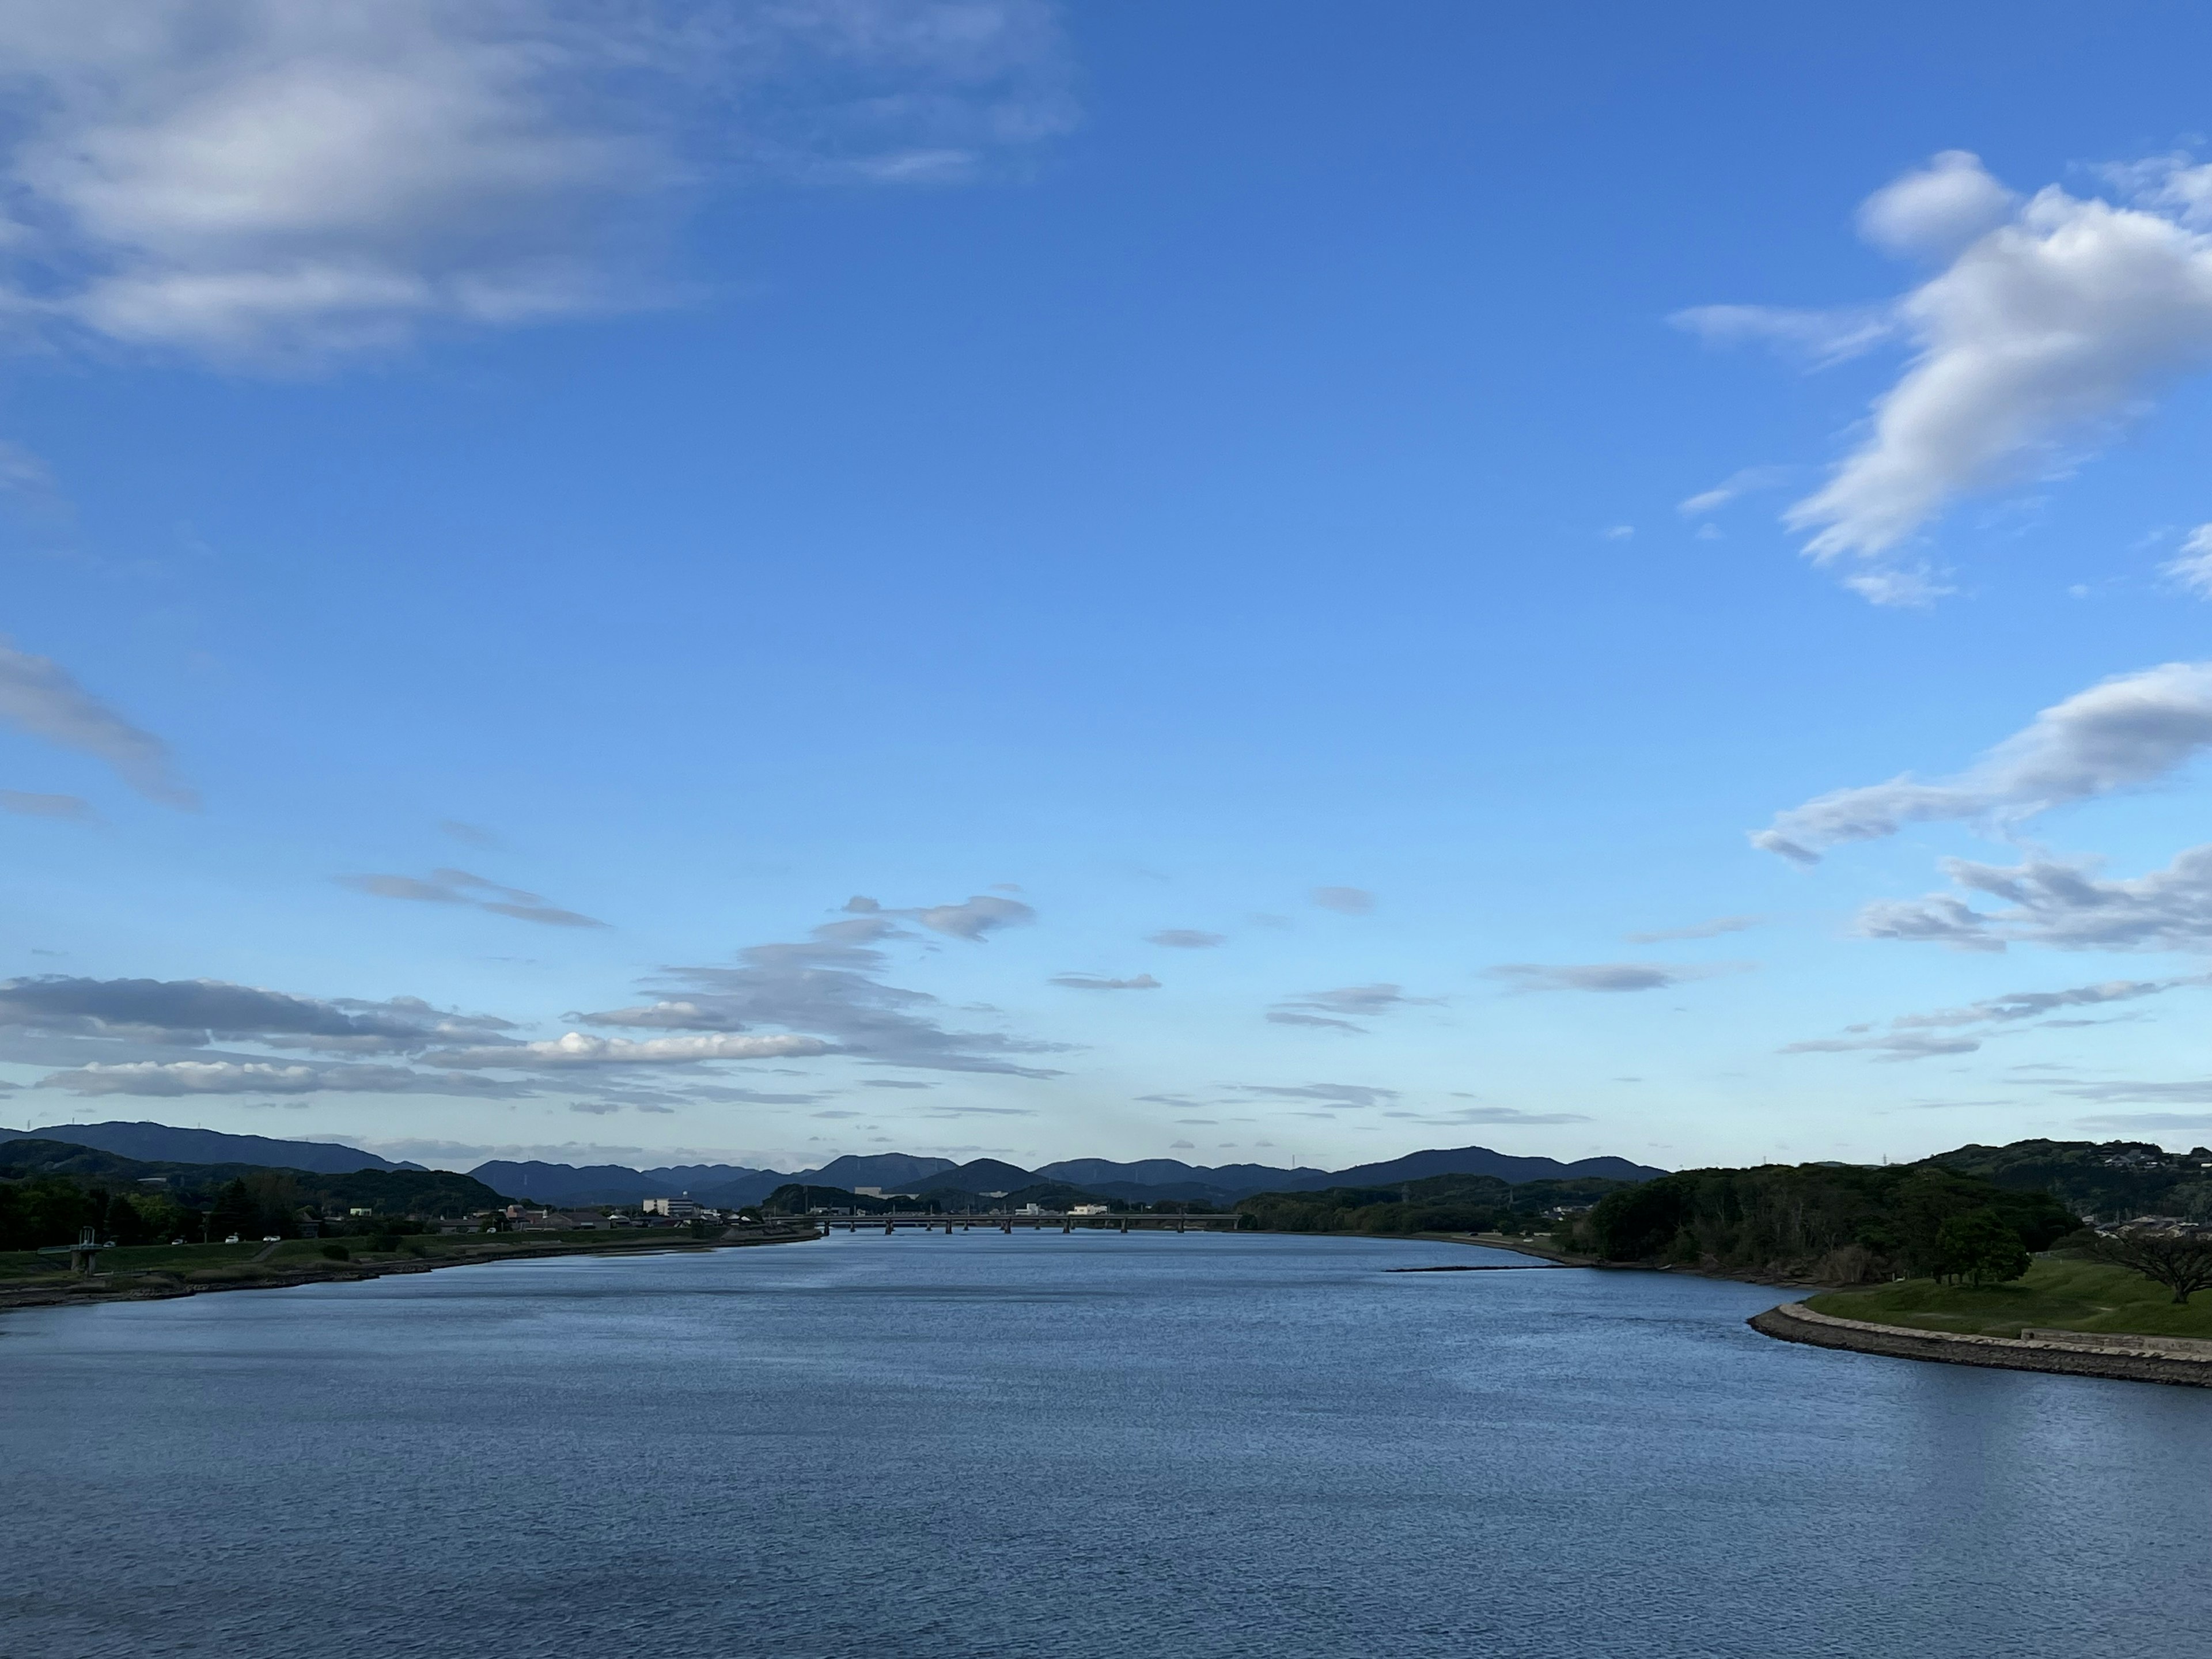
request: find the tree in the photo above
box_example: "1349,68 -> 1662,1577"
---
104,1192 -> 151,1246
2090,1230 -> 2212,1304
208,1179 -> 257,1241
1934,1209 -> 2029,1286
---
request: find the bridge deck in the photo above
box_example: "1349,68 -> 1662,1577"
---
813,1213 -> 1241,1232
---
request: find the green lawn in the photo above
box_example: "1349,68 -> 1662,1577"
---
0,1226 -> 724,1290
1808,1256 -> 2212,1340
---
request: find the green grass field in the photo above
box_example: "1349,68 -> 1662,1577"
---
1807,1256 -> 2212,1340
0,1224 -> 740,1291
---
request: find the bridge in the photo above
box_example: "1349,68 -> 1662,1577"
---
811,1211 -> 1243,1235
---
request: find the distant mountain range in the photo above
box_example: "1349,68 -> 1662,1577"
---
0,1120 -> 1666,1207
0,1120 -> 423,1175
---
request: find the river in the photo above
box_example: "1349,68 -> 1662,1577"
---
4,1230 -> 2208,1657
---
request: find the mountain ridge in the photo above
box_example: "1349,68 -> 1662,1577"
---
2,1120 -> 1671,1209
0,1120 -> 419,1175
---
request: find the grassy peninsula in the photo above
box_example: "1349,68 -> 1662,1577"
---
1806,1259 -> 2212,1343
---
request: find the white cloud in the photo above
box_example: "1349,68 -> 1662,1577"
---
0,640 -> 195,806
2164,524 -> 2212,597
1789,156 -> 2212,573
0,1 -> 1070,363
1858,844 -> 2212,953
1855,149 -> 2016,258
1754,661 -> 2212,862
1683,151 -> 2212,599
431,1030 -> 832,1068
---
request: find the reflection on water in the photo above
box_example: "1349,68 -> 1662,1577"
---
4,1230 -> 2209,1658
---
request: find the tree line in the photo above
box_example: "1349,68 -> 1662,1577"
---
1233,1173 -> 1632,1237
1563,1163 -> 2078,1283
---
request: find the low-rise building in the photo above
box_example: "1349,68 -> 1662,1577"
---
642,1194 -> 702,1220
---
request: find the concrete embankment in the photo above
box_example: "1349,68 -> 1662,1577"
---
1750,1300 -> 2212,1390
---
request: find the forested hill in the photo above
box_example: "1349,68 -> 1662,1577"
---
0,1138 -> 505,1215
0,1120 -> 413,1173
1561,1161 -> 2080,1285
1921,1140 -> 2212,1222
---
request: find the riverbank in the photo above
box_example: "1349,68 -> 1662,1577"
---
0,1222 -> 821,1314
1750,1300 -> 2212,1389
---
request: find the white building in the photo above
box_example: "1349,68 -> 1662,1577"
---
642,1195 -> 702,1220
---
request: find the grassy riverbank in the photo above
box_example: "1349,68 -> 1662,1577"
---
0,1224 -> 818,1309
1806,1257 -> 2212,1341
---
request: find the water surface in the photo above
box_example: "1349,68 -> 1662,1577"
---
5,1230 -> 2208,1658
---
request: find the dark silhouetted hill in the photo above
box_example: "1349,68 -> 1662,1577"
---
0,1120 -> 413,1174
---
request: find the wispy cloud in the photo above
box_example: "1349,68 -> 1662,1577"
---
0,790 -> 94,821
1859,844 -> 2212,953
1147,929 -> 1224,949
34,1058 -> 522,1097
1784,976 -> 2201,1062
1310,886 -> 1374,915
1229,1082 -> 1400,1109
844,893 -> 1035,941
1624,914 -> 1762,944
1050,972 -> 1160,991
1753,661 -> 2212,863
1382,1105 -> 1596,1126
1677,468 -> 1793,518
0,640 -> 195,807
578,908 -> 1067,1077
1669,304 -> 1896,368
337,867 -> 607,927
1265,983 -> 1433,1035
1490,962 -> 1737,994
0,975 -> 516,1054
0,1 -> 1074,365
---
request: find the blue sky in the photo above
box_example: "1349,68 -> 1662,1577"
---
10,2 -> 2212,1174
